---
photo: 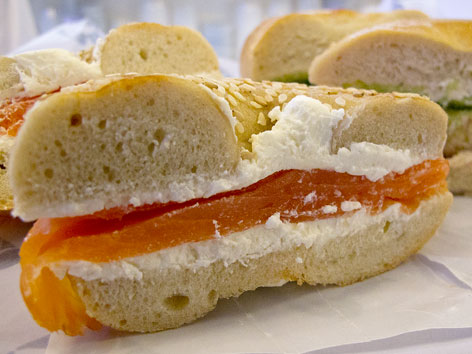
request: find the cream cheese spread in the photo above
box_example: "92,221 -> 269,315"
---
4,49 -> 101,101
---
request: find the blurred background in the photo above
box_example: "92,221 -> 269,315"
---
2,0 -> 472,58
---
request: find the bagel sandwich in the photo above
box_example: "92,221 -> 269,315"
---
12,75 -> 452,335
240,9 -> 428,83
0,23 -> 220,211
308,20 -> 472,195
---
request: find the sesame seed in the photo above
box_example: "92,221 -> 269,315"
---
240,83 -> 255,92
266,88 -> 277,97
273,82 -> 283,90
257,112 -> 266,126
217,85 -> 226,95
265,94 -> 273,102
232,91 -> 246,102
229,82 -> 239,92
233,110 -> 244,120
205,82 -> 218,89
235,122 -> 245,133
335,96 -> 346,106
250,101 -> 263,109
278,93 -> 288,103
254,95 -> 267,105
227,94 -> 237,106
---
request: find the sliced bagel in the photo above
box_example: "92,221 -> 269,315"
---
308,20 -> 472,106
88,22 -> 220,78
240,9 -> 428,82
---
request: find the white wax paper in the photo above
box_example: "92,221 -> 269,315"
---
420,197 -> 472,287
0,216 -> 48,354
40,197 -> 472,354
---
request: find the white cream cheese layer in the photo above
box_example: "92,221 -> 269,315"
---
251,96 -> 423,181
2,49 -> 101,101
52,198 -> 421,282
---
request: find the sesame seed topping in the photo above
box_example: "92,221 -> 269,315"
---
217,85 -> 226,95
257,112 -> 266,126
235,121 -> 245,133
266,88 -> 277,97
229,82 -> 240,92
232,109 -> 240,118
278,93 -> 288,103
250,101 -> 263,109
232,91 -> 246,102
335,96 -> 346,106
227,94 -> 237,106
205,82 -> 218,89
240,83 -> 256,92
254,95 -> 267,105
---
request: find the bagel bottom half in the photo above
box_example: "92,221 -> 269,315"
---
66,191 -> 451,333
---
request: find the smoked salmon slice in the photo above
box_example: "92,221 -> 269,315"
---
0,97 -> 38,136
0,89 -> 60,137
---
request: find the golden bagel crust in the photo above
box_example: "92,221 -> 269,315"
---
97,22 -> 221,77
240,9 -> 428,82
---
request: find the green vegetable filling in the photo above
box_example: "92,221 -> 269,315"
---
272,72 -> 310,85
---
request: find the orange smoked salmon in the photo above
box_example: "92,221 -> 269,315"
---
0,97 -> 38,136
0,89 -> 60,137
